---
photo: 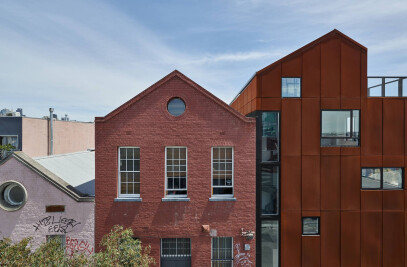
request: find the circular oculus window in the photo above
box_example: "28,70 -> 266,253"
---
0,181 -> 27,211
167,98 -> 186,116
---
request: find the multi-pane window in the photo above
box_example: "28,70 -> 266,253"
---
321,110 -> 360,147
282,77 -> 301,97
261,220 -> 279,267
161,238 -> 191,257
212,147 -> 233,197
262,112 -> 279,162
302,217 -> 320,235
165,147 -> 187,197
261,166 -> 279,215
212,237 -> 233,267
119,147 -> 140,197
361,167 -> 403,189
46,235 -> 66,249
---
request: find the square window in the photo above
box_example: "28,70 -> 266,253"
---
46,235 -> 66,249
302,217 -> 319,235
383,168 -> 403,189
321,110 -> 360,147
118,147 -> 140,198
282,78 -> 301,97
212,147 -> 233,197
361,168 -> 381,189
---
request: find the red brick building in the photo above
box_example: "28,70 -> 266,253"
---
231,29 -> 407,267
95,71 -> 256,266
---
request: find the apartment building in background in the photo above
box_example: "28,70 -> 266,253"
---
231,29 -> 407,267
95,70 -> 256,267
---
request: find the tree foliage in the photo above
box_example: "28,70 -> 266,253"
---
0,225 -> 155,267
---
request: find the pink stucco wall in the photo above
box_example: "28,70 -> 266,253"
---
0,157 -> 94,254
22,118 -> 95,157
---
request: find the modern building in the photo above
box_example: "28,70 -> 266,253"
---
0,114 -> 94,158
0,151 -> 94,256
95,70 -> 256,266
231,29 -> 407,267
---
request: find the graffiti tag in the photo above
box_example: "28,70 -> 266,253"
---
33,216 -> 81,233
234,243 -> 253,267
65,236 -> 94,257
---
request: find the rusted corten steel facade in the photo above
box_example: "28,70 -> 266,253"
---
231,29 -> 406,267
95,71 -> 256,266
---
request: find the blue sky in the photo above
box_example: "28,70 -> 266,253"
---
1,0 -> 407,121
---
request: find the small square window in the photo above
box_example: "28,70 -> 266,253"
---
282,78 -> 301,97
302,217 -> 319,235
46,235 -> 66,249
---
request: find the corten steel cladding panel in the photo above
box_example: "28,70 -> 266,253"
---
361,52 -> 368,98
321,97 -> 341,110
261,64 -> 281,98
361,98 -> 383,157
340,42 -> 361,99
321,211 -> 341,267
383,191 -> 404,211
383,212 -> 405,267
361,191 -> 383,211
383,99 -> 404,160
301,98 -> 320,155
341,211 -> 361,267
281,156 -> 301,211
340,156 -> 361,211
321,156 -> 341,211
281,55 -> 302,77
302,156 -> 320,211
361,212 -> 382,267
302,45 -> 321,98
281,211 -> 301,267
405,100 -> 407,157
281,99 -> 301,156
261,98 -> 281,111
302,236 -> 321,267
321,37 -> 341,98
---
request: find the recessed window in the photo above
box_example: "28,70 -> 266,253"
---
262,112 -> 279,163
0,181 -> 27,211
167,98 -> 186,116
321,110 -> 360,147
161,238 -> 191,257
261,220 -> 279,266
212,237 -> 233,266
165,147 -> 187,197
282,78 -> 301,97
261,166 -> 279,215
362,167 -> 403,189
46,205 -> 65,213
212,147 -> 233,197
302,217 -> 320,235
118,147 -> 140,198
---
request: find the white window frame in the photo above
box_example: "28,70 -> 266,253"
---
211,147 -> 234,198
211,236 -> 233,266
165,146 -> 187,198
118,147 -> 140,198
160,238 -> 191,257
0,135 -> 18,148
46,234 -> 66,249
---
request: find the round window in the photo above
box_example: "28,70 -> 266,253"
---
0,181 -> 27,211
167,98 -> 186,116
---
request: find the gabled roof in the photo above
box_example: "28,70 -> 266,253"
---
0,152 -> 94,202
231,29 -> 367,104
95,70 -> 254,123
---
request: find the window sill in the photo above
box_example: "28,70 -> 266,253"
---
209,197 -> 236,202
162,198 -> 190,202
114,198 -> 142,202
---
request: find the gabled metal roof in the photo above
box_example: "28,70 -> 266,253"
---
34,150 -> 95,196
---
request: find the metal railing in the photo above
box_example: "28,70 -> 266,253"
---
368,76 -> 407,97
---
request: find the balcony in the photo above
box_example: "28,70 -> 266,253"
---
368,77 -> 407,97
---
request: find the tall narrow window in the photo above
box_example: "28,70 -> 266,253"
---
212,147 -> 233,197
166,147 -> 187,197
261,220 -> 279,267
118,147 -> 140,198
262,112 -> 279,162
282,78 -> 301,97
261,166 -> 279,215
321,110 -> 360,147
212,237 -> 233,266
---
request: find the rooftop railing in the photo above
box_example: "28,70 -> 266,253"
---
368,77 -> 407,97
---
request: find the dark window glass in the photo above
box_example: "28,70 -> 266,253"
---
302,217 -> 319,235
282,78 -> 301,97
161,238 -> 190,257
261,166 -> 279,215
361,168 -> 381,189
262,112 -> 279,162
321,110 -> 360,147
261,220 -> 279,267
167,98 -> 186,116
212,237 -> 233,266
383,168 -> 403,189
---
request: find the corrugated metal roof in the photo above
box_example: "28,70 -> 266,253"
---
34,151 -> 95,196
